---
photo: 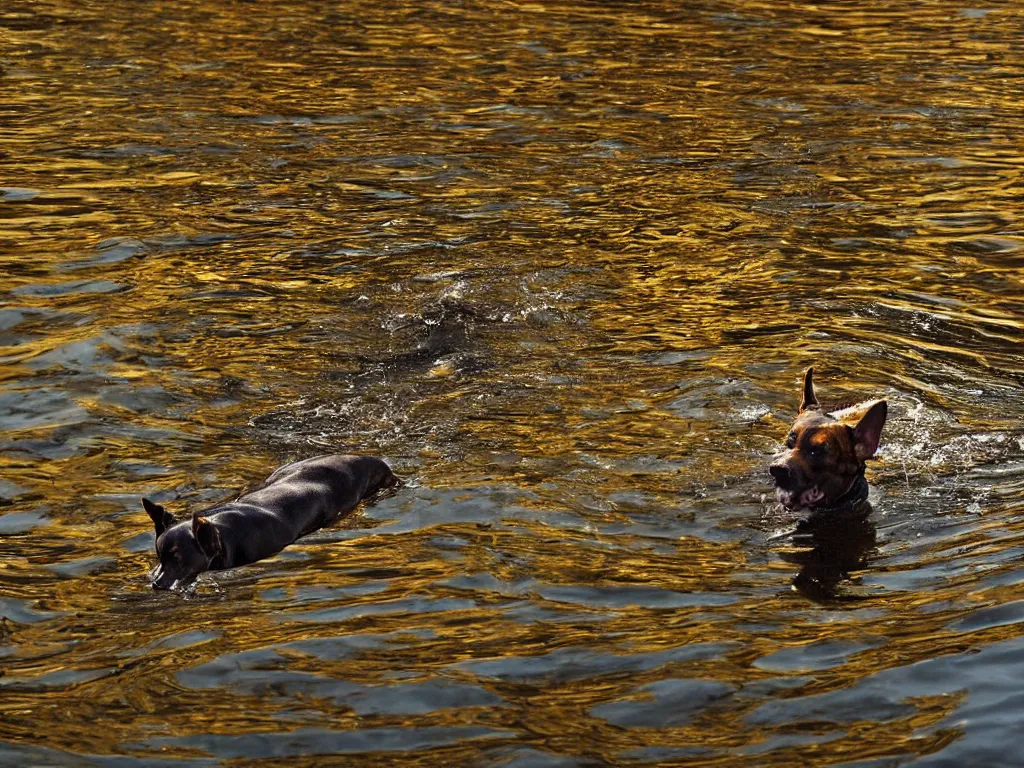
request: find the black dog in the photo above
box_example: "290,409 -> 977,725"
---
143,455 -> 398,590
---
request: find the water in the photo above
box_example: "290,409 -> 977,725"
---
2,0 -> 1024,765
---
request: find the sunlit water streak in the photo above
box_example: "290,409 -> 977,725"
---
1,0 -> 1023,766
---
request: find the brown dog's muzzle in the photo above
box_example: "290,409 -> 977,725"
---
769,461 -> 795,490
769,453 -> 826,509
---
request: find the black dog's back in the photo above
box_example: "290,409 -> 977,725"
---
248,454 -> 397,536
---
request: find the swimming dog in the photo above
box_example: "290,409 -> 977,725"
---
769,368 -> 887,512
143,454 -> 398,590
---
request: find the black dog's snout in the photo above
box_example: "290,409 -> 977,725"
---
769,463 -> 792,489
150,565 -> 174,591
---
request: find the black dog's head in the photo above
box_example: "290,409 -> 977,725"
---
769,368 -> 887,511
143,498 -> 223,590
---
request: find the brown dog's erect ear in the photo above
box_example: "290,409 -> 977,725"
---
143,498 -> 177,537
853,400 -> 888,460
799,367 -> 820,412
191,515 -> 223,560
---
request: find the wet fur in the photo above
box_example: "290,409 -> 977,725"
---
144,455 -> 398,590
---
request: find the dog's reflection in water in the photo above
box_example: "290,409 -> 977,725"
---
779,503 -> 877,601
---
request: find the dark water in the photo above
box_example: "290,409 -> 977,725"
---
2,0 -> 1024,765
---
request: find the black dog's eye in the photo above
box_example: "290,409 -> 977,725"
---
785,432 -> 797,449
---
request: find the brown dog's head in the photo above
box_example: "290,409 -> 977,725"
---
769,368 -> 887,510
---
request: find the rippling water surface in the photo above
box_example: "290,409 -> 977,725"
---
2,0 -> 1024,765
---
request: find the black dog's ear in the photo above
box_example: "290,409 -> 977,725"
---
191,515 -> 223,560
143,498 -> 176,537
799,367 -> 820,412
853,400 -> 888,460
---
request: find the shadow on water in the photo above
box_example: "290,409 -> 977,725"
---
2,0 -> 1024,766
779,507 -> 878,602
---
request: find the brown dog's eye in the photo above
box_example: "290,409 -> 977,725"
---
786,432 -> 797,449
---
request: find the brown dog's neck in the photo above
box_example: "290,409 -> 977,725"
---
816,474 -> 871,514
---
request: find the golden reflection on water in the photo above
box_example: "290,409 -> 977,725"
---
1,0 -> 1024,765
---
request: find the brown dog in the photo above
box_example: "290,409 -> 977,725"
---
769,368 -> 887,511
